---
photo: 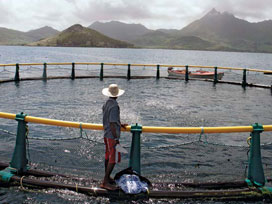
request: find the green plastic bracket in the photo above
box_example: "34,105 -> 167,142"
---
242,69 -> 247,88
100,63 -> 104,81
43,62 -> 47,80
127,64 -> 131,80
0,167 -> 18,182
247,123 -> 265,187
14,63 -> 20,82
245,178 -> 253,187
185,65 -> 189,81
0,172 -> 13,182
259,186 -> 272,194
213,67 -> 218,84
10,112 -> 29,174
71,62 -> 75,80
129,123 -> 142,175
156,65 -> 160,79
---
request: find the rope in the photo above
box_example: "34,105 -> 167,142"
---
145,140 -> 199,149
25,124 -> 31,165
146,188 -> 150,196
19,176 -> 43,193
93,187 -> 97,196
19,66 -> 42,72
20,176 -> 25,189
0,66 -> 14,73
0,128 -> 16,135
79,123 -> 83,138
247,137 -> 251,146
75,183 -> 78,192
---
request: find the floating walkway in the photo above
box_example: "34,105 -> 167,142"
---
0,162 -> 267,201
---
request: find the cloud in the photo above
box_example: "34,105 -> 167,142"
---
0,0 -> 271,31
0,1 -> 17,25
72,0 -> 153,23
212,0 -> 272,22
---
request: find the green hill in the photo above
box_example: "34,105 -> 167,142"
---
0,26 -> 59,45
0,27 -> 33,45
29,24 -> 133,48
96,10 -> 272,52
26,26 -> 60,41
89,21 -> 152,41
178,9 -> 272,52
131,30 -> 170,48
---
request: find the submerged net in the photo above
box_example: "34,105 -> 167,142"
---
1,122 -> 272,185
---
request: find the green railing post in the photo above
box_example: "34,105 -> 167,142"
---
14,63 -> 20,82
71,62 -> 75,80
43,62 -> 47,80
127,64 -> 131,80
214,66 -> 218,84
10,112 -> 28,174
246,123 -> 265,187
156,65 -> 160,79
242,69 -> 247,88
100,63 -> 104,81
185,65 -> 189,81
129,123 -> 142,175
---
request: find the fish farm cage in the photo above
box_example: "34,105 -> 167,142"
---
0,62 -> 272,202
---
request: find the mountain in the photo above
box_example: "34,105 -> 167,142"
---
89,21 -> 152,41
29,24 -> 133,48
0,27 -> 33,45
0,26 -> 59,45
131,8 -> 272,52
1,9 -> 272,52
26,26 -> 60,41
130,30 -> 170,48
131,30 -> 217,50
178,8 -> 272,52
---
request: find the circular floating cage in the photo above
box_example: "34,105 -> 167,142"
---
0,62 -> 272,202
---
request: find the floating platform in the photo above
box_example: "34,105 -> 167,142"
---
0,162 -> 269,201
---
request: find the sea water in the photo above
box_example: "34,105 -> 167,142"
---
0,46 -> 272,203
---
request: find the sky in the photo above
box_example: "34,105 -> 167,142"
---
0,0 -> 271,32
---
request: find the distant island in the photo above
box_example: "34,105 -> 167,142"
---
29,24 -> 133,48
1,8 -> 272,53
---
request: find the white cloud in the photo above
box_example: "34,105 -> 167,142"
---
0,0 -> 271,31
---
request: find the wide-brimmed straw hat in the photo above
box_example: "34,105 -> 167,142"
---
102,84 -> 125,97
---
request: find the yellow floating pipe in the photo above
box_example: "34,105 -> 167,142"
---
25,116 -> 103,130
75,62 -> 101,65
142,126 -> 254,134
0,112 -> 16,120
188,65 -> 215,69
0,64 -> 17,67
1,112 -> 272,133
263,125 -> 272,131
17,63 -> 44,66
24,116 -> 132,132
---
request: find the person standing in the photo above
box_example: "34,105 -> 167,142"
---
101,84 -> 127,190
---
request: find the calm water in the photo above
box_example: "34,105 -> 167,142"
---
0,46 -> 272,203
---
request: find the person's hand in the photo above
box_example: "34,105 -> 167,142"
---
121,123 -> 128,130
114,139 -> 120,145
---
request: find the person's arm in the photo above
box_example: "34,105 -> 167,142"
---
110,122 -> 119,144
121,123 -> 128,130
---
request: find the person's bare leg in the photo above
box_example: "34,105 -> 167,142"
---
105,159 -> 109,172
102,163 -> 117,190
104,159 -> 115,183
